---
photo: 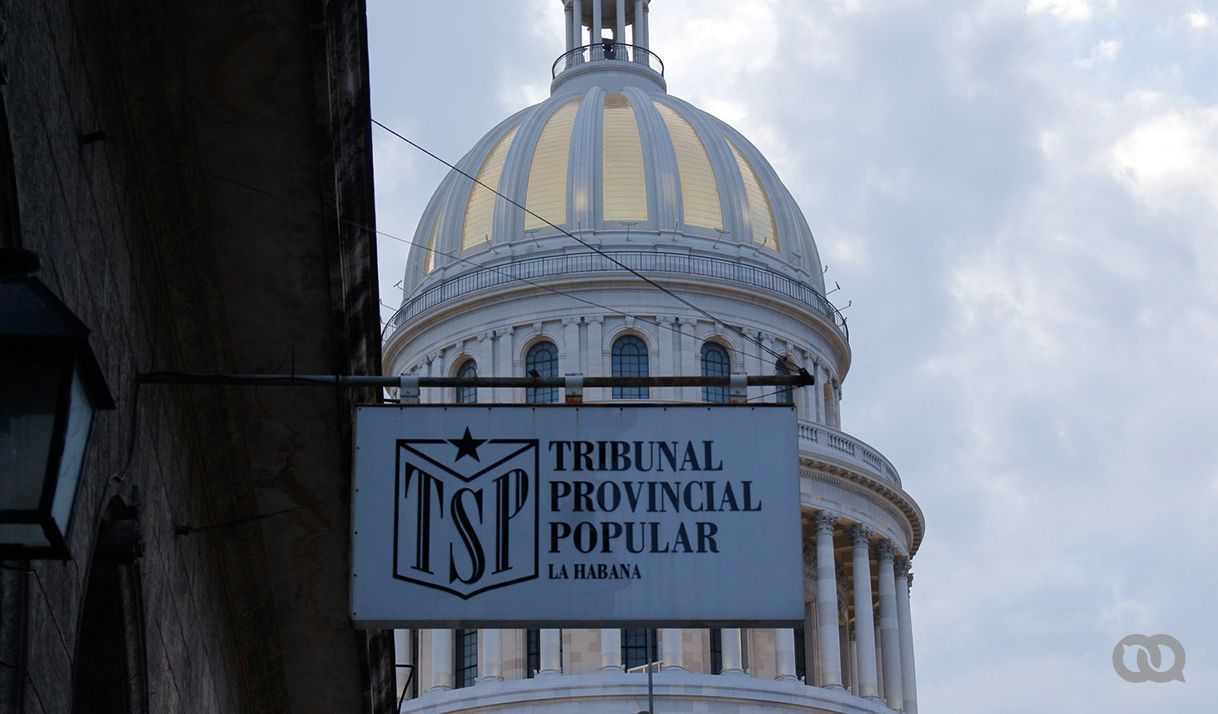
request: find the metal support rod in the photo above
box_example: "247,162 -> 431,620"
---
137,372 -> 814,389
646,627 -> 656,714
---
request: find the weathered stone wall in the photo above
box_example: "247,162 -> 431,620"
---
0,0 -> 387,711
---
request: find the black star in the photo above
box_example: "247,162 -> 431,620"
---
448,427 -> 486,462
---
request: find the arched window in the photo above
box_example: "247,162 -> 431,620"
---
454,629 -> 478,688
525,341 -> 559,404
709,629 -> 723,674
525,629 -> 541,678
824,381 -> 840,429
456,359 -> 477,404
621,628 -> 657,670
611,335 -> 649,399
701,342 -> 730,403
775,358 -> 794,404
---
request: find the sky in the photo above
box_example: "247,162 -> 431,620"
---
366,1 -> 1218,711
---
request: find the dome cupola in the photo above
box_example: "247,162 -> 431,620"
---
399,0 -> 830,321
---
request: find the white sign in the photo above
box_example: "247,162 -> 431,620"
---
350,405 -> 801,627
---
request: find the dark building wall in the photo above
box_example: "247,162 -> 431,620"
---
0,1 -> 390,712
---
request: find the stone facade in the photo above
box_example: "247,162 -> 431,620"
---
0,1 -> 391,712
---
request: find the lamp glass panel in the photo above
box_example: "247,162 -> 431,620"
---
0,523 -> 49,547
0,356 -> 62,510
52,369 -> 92,533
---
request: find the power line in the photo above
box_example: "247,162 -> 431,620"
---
198,165 -> 711,355
370,118 -> 801,371
90,123 -> 801,385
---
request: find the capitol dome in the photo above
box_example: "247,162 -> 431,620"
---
401,62 -> 825,297
384,2 -> 924,713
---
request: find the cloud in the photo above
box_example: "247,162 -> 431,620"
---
1074,38 -> 1122,68
1026,0 -> 1115,23
1109,105 -> 1218,213
1188,8 -> 1214,30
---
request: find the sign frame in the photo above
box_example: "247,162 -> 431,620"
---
350,403 -> 802,629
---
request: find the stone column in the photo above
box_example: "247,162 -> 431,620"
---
494,326 -> 513,403
875,623 -> 885,698
435,347 -> 448,382
478,629 -> 503,682
657,317 -> 676,400
585,315 -> 604,401
660,628 -> 685,671
720,629 -> 744,674
877,542 -> 905,709
394,629 -> 414,700
616,0 -> 626,45
677,317 -> 696,402
565,1 -> 575,52
476,330 -> 493,383
539,629 -> 562,675
600,628 -> 622,670
774,629 -> 799,681
562,316 -> 581,380
800,349 -> 816,420
744,330 -> 762,401
814,512 -> 843,687
640,0 -> 649,48
572,0 -> 584,49
761,334 -> 777,401
429,629 -> 454,692
436,347 -> 451,403
895,559 -> 919,714
634,0 -> 645,52
422,353 -> 434,404
851,525 -> 879,699
592,0 -> 602,45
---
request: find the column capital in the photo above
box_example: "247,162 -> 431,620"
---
813,511 -> 839,533
586,314 -> 604,325
894,556 -> 911,578
851,524 -> 873,547
561,316 -> 581,326
875,539 -> 897,562
478,331 -> 491,343
494,326 -> 512,338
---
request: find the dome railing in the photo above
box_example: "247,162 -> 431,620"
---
552,42 -> 664,79
386,250 -> 848,340
798,419 -> 902,486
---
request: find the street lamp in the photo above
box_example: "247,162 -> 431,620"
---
0,249 -> 114,558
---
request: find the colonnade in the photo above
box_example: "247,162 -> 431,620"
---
396,511 -> 917,713
564,0 -> 650,52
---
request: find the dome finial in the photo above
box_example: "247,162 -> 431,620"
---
562,0 -> 649,54
554,1 -> 662,90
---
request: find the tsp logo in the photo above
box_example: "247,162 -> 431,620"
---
393,428 -> 539,599
1112,634 -> 1186,683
